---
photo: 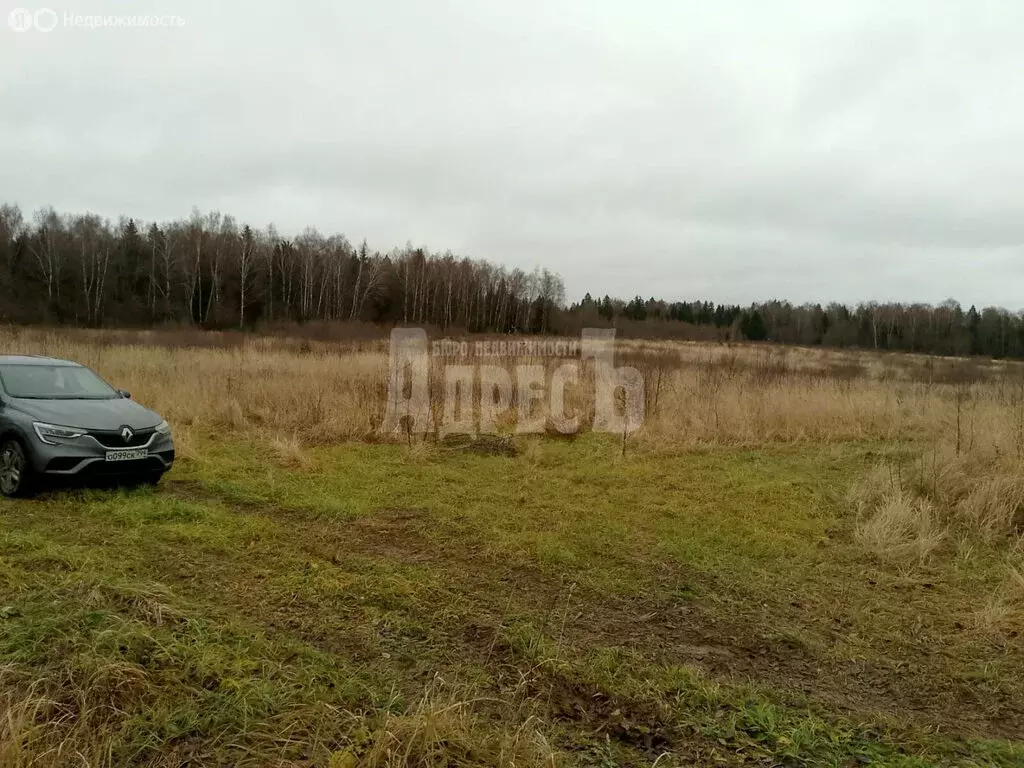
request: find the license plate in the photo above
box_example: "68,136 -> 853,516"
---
105,448 -> 148,462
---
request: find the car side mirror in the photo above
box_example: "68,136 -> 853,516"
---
118,390 -> 132,399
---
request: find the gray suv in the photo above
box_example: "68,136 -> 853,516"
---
0,355 -> 174,496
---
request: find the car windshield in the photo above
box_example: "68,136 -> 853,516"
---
0,364 -> 119,400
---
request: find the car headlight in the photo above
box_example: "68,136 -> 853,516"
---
33,422 -> 85,445
155,420 -> 172,436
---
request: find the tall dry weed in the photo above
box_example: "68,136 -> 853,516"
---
850,448 -> 1024,563
853,492 -> 946,564
353,676 -> 555,768
4,325 -> 1024,456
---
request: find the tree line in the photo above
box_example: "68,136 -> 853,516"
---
570,295 -> 1024,359
0,203 -> 1021,359
0,204 -> 565,333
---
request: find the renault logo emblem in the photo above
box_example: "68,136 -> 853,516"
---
121,426 -> 134,444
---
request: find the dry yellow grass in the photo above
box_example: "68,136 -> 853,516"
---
848,443 -> 1024,566
4,326 -> 1023,455
270,434 -> 316,471
348,676 -> 556,768
853,492 -> 946,564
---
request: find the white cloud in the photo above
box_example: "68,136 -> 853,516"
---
2,0 -> 1023,307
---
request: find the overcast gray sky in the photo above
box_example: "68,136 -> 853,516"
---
2,0 -> 1023,307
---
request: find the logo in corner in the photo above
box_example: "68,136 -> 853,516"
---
8,8 -> 34,32
8,8 -> 58,32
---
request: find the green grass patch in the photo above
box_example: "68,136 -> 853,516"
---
0,435 -> 1020,765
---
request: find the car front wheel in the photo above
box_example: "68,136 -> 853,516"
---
0,439 -> 32,498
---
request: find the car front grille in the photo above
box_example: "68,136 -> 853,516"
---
86,428 -> 155,448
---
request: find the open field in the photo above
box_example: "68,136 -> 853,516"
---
1,327 -> 1023,766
